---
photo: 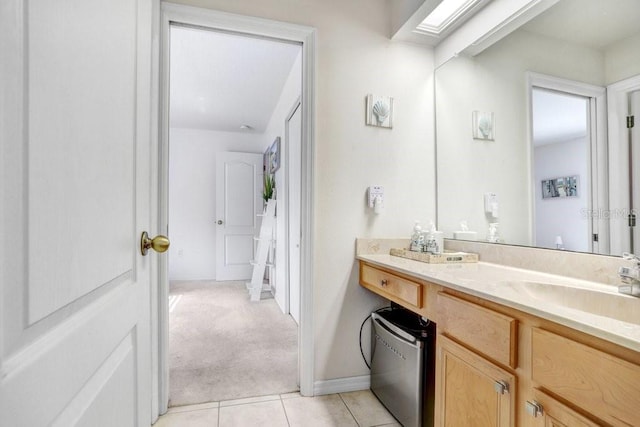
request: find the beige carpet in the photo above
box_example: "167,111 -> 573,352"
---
169,281 -> 298,407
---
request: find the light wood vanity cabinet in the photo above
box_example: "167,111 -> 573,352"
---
358,261 -> 640,427
436,334 -> 516,427
437,292 -> 518,369
436,292 -> 517,427
359,262 -> 423,310
529,328 -> 640,427
527,388 -> 600,427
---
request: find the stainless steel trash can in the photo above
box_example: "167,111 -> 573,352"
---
370,307 -> 435,427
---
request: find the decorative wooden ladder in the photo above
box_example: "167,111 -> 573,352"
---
247,198 -> 276,301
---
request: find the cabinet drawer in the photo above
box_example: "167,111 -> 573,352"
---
437,292 -> 517,368
532,328 -> 640,427
359,263 -> 422,309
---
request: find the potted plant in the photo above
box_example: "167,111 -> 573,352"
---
263,173 -> 275,203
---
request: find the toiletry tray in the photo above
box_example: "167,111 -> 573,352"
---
390,248 -> 478,264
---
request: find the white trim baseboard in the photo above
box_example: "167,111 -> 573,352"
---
313,375 -> 371,396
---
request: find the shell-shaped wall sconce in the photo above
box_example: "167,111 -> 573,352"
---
472,111 -> 494,140
372,101 -> 390,125
366,94 -> 393,129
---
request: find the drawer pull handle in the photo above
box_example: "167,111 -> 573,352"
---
525,400 -> 543,418
380,279 -> 388,287
494,380 -> 509,395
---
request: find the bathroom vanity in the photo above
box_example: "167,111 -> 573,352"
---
358,241 -> 640,427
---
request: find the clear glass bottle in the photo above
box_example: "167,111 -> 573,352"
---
410,221 -> 424,252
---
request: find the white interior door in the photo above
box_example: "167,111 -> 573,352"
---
631,90 -> 640,252
287,102 -> 302,324
215,152 -> 263,281
0,1 -> 155,426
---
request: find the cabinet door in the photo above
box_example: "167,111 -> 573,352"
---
526,389 -> 601,427
532,327 -> 640,426
436,335 -> 516,427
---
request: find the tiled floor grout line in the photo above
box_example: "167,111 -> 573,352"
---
166,401 -> 220,414
219,394 -> 282,408
158,390 -> 398,426
279,396 -> 292,427
338,393 -> 362,427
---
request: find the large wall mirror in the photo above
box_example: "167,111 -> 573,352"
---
436,0 -> 640,256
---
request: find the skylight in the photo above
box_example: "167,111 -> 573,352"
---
416,0 -> 485,36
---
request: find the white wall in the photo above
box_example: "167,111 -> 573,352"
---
168,128 -> 263,280
171,0 -> 437,383
437,29 -> 603,245
534,137 -> 589,251
605,33 -> 640,85
262,50 -> 302,313
434,0 -> 559,67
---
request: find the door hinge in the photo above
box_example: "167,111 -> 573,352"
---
630,214 -> 637,227
593,233 -> 599,242
627,115 -> 635,128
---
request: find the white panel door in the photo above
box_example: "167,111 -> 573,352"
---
631,90 -> 640,252
0,0 -> 155,426
287,103 -> 302,324
215,152 -> 263,281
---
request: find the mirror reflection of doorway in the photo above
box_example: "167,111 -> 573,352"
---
532,87 -> 591,251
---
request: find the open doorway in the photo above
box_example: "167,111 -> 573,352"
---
166,24 -> 302,406
531,87 -> 591,252
527,72 -> 608,254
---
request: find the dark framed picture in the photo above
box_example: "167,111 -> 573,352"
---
268,137 -> 281,173
541,176 -> 579,199
263,149 -> 270,173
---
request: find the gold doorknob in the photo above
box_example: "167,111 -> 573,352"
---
140,231 -> 170,256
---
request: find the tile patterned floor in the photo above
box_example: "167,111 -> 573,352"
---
153,390 -> 400,427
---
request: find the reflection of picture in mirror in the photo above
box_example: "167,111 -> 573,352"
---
472,111 -> 494,140
541,176 -> 578,199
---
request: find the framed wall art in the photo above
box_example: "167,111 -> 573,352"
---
542,176 -> 579,199
268,137 -> 281,173
366,94 -> 393,129
472,111 -> 494,140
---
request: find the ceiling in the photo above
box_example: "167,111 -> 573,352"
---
532,89 -> 588,147
525,0 -> 640,147
169,26 -> 301,133
522,0 -> 640,50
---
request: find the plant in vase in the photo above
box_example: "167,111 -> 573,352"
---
263,173 -> 275,205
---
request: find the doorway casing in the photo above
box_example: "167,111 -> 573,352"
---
154,3 -> 316,417
526,72 -> 608,254
608,74 -> 640,255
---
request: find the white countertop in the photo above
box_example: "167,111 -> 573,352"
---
358,253 -> 640,352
